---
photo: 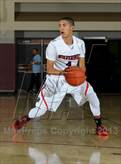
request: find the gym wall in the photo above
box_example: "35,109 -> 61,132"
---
0,0 -> 121,92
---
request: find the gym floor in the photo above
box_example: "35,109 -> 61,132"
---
0,92 -> 121,164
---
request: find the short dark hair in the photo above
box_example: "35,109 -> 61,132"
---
59,17 -> 75,26
33,48 -> 39,52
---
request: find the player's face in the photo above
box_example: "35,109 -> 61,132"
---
32,49 -> 37,55
59,20 -> 74,38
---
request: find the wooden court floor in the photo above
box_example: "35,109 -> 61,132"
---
0,92 -> 121,164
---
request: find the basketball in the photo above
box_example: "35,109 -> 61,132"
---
64,66 -> 86,86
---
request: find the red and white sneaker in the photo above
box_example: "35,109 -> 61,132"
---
11,115 -> 30,132
96,126 -> 109,136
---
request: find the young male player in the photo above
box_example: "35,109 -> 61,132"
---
12,17 -> 108,136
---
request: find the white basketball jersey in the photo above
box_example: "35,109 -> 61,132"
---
46,35 -> 85,70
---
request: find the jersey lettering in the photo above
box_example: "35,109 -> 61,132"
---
58,54 -> 80,60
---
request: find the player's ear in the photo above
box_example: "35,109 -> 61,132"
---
71,25 -> 75,31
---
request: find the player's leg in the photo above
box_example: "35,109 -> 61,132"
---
12,75 -> 66,131
11,90 -> 65,131
28,86 -> 66,118
12,88 -> 66,131
28,75 -> 67,118
85,83 -> 108,136
71,81 -> 108,136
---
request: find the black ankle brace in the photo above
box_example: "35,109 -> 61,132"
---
94,116 -> 102,127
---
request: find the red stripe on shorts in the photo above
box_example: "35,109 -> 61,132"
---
40,88 -> 48,110
85,82 -> 89,96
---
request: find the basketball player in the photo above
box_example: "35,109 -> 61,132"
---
12,17 -> 108,136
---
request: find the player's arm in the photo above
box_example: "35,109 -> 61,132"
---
79,57 -> 86,72
47,59 -> 64,75
78,39 -> 86,72
32,61 -> 40,64
32,55 -> 41,64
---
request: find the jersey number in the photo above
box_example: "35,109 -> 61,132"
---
66,61 -> 72,66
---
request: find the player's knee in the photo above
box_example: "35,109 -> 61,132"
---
28,107 -> 47,118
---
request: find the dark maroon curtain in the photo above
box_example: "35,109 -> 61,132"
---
0,44 -> 16,91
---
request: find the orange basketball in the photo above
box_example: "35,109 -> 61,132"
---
64,66 -> 86,86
